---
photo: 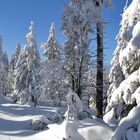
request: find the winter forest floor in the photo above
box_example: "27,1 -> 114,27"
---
0,94 -> 114,140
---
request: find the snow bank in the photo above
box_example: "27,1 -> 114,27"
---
62,118 -> 113,140
29,116 -> 50,130
0,94 -> 13,104
112,105 -> 140,140
0,95 -> 113,140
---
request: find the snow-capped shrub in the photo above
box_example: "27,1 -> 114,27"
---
78,110 -> 93,120
48,108 -> 63,123
49,113 -> 63,123
29,116 -> 50,131
66,88 -> 83,120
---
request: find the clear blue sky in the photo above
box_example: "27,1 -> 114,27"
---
0,0 -> 131,63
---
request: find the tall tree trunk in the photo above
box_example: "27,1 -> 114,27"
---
96,21 -> 103,118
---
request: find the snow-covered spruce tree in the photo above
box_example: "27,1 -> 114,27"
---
106,0 -> 140,121
39,22 -> 66,106
6,43 -> 21,96
106,2 -> 129,120
42,22 -> 60,61
0,35 -> 9,95
10,42 -> 21,70
14,21 -> 40,106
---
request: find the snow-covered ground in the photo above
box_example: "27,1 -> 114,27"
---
0,95 -> 113,140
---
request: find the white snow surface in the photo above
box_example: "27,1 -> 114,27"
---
0,94 -> 113,140
112,105 -> 140,140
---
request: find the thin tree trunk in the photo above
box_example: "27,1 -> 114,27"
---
96,21 -> 103,118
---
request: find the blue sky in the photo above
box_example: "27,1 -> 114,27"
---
0,0 -> 130,63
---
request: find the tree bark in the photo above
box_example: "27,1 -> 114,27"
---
96,21 -> 103,118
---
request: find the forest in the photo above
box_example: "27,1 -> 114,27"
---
0,0 -> 140,140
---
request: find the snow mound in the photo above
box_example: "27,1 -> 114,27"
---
61,118 -> 113,140
0,96 -> 113,140
112,105 -> 140,140
0,94 -> 13,104
29,116 -> 50,131
48,112 -> 63,123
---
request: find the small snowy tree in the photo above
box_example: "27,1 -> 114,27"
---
42,22 -> 60,61
10,42 -> 21,70
14,21 -> 40,106
7,43 -> 21,95
66,88 -> 83,120
106,0 -> 140,121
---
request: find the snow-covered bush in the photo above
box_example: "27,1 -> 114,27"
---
65,88 -> 83,120
65,89 -> 92,120
48,113 -> 63,123
78,110 -> 93,120
29,116 -> 50,131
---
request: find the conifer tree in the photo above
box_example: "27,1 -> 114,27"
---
0,35 -> 9,95
40,23 -> 65,106
7,43 -> 21,95
106,0 -> 140,121
42,22 -> 60,61
14,21 -> 40,106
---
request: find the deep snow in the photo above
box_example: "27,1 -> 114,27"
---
0,94 -> 113,140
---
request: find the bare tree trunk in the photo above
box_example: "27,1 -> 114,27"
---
96,21 -> 103,118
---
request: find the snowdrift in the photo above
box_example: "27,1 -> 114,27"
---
0,95 -> 113,140
112,105 -> 140,140
0,94 -> 13,104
